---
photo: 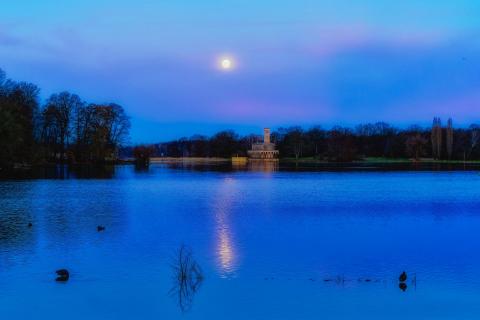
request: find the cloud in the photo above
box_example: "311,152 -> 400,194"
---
2,19 -> 479,140
0,28 -> 22,47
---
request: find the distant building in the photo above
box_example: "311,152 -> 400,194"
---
247,128 -> 279,160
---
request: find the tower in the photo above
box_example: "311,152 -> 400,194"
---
264,128 -> 271,144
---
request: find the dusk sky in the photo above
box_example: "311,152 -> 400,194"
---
1,1 -> 480,142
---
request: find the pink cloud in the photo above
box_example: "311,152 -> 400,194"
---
212,100 -> 333,124
303,25 -> 448,59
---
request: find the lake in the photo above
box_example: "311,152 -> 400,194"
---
1,163 -> 480,319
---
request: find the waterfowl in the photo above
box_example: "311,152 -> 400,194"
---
28,223 -> 33,228
55,269 -> 69,282
399,283 -> 407,292
97,226 -> 105,232
399,271 -> 407,282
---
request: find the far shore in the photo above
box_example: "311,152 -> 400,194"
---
143,157 -> 480,168
3,157 -> 480,174
147,156 -> 480,165
281,157 -> 480,164
149,157 -> 230,163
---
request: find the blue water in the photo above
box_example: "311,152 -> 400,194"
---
1,165 -> 480,319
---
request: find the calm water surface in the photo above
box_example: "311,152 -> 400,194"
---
1,164 -> 480,319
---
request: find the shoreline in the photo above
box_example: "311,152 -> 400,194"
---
2,157 -> 479,179
148,157 -> 480,165
149,157 -> 230,163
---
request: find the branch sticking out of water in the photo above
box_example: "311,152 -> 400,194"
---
169,244 -> 204,312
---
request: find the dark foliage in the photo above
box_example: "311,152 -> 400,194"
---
133,145 -> 155,166
0,68 -> 130,168
2,68 -> 479,165
137,120 -> 480,162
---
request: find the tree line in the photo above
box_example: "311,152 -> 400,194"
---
138,120 -> 480,162
2,67 -> 479,166
0,68 -> 130,168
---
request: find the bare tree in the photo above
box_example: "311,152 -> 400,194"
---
407,133 -> 427,161
74,103 -> 130,162
327,126 -> 357,162
290,128 -> 304,160
468,124 -> 480,160
43,92 -> 84,161
446,118 -> 453,160
431,117 -> 442,160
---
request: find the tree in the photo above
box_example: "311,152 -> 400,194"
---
133,144 -> 155,166
189,135 -> 209,157
468,124 -> 480,160
42,92 -> 84,162
406,133 -> 427,160
0,74 -> 40,166
327,126 -> 357,162
279,127 -> 304,159
446,118 -> 453,160
87,103 -> 130,162
209,130 -> 239,158
41,105 -> 60,160
304,126 -> 326,158
0,101 -> 23,166
356,122 -> 397,158
70,103 -> 130,162
431,117 -> 442,160
0,68 -> 131,166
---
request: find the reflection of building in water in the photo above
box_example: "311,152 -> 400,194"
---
248,128 -> 279,160
248,160 -> 279,172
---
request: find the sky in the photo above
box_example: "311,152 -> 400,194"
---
1,0 -> 480,142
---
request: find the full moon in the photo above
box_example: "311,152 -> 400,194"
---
221,58 -> 232,70
218,56 -> 235,71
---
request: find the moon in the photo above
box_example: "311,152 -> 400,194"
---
221,58 -> 232,70
218,56 -> 235,71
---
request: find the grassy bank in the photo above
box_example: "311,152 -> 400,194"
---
280,157 -> 480,164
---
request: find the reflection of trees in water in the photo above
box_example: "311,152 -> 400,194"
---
0,213 -> 34,248
169,245 -> 204,313
43,165 -> 116,179
0,177 -> 129,250
134,164 -> 150,173
166,162 -> 232,173
0,210 -> 36,270
0,165 -> 116,180
0,184 -> 36,257
40,187 -> 128,247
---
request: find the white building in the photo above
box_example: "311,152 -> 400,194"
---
247,128 -> 279,160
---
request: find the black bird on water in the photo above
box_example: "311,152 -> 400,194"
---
399,271 -> 407,282
55,269 -> 69,282
97,226 -> 106,232
28,223 -> 33,228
